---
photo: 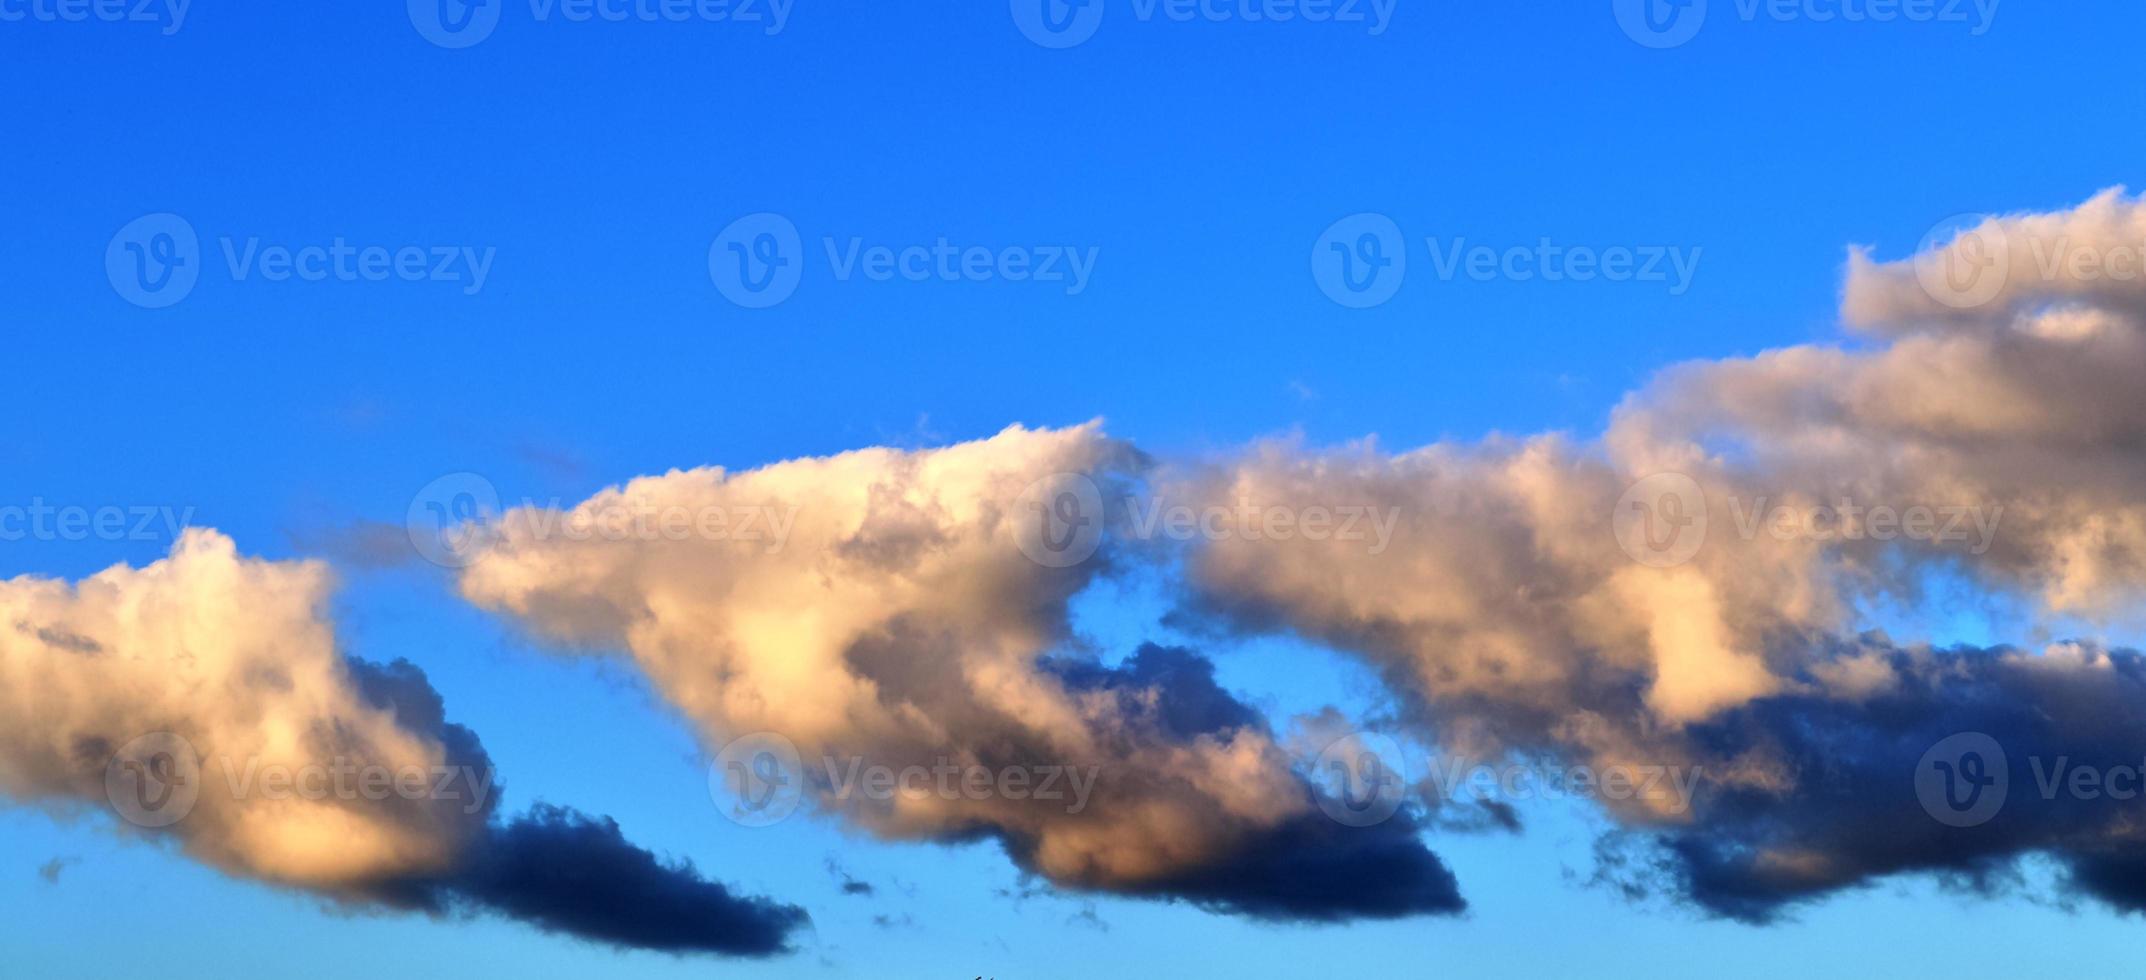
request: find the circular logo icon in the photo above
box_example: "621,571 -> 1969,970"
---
408,472 -> 504,569
1915,732 -> 2008,828
1313,732 -> 1408,827
710,732 -> 805,827
1914,212 -> 2011,311
106,213 -> 201,310
1312,213 -> 1406,309
105,732 -> 202,829
710,213 -> 804,308
408,0 -> 501,48
1013,472 -> 1106,568
1614,0 -> 1707,48
1011,0 -> 1104,48
1613,472 -> 1708,567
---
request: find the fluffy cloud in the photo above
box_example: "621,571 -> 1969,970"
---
1168,189 -> 2146,917
0,530 -> 804,956
458,422 -> 1464,921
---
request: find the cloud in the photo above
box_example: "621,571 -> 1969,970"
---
1163,189 -> 2146,918
37,856 -> 78,884
458,423 -> 1463,922
1641,641 -> 2146,922
425,805 -> 808,956
0,530 -> 804,956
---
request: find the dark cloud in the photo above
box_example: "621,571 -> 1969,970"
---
826,857 -> 876,896
1617,642 -> 2146,923
434,805 -> 810,957
350,658 -> 808,957
1109,806 -> 1463,921
1005,644 -> 1465,922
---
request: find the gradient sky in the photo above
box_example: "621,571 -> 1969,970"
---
6,1 -> 2146,976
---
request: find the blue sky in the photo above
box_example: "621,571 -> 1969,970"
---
7,1 -> 2146,976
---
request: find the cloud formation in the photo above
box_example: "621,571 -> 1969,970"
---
0,530 -> 804,956
459,423 -> 1464,921
1171,187 -> 2146,919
